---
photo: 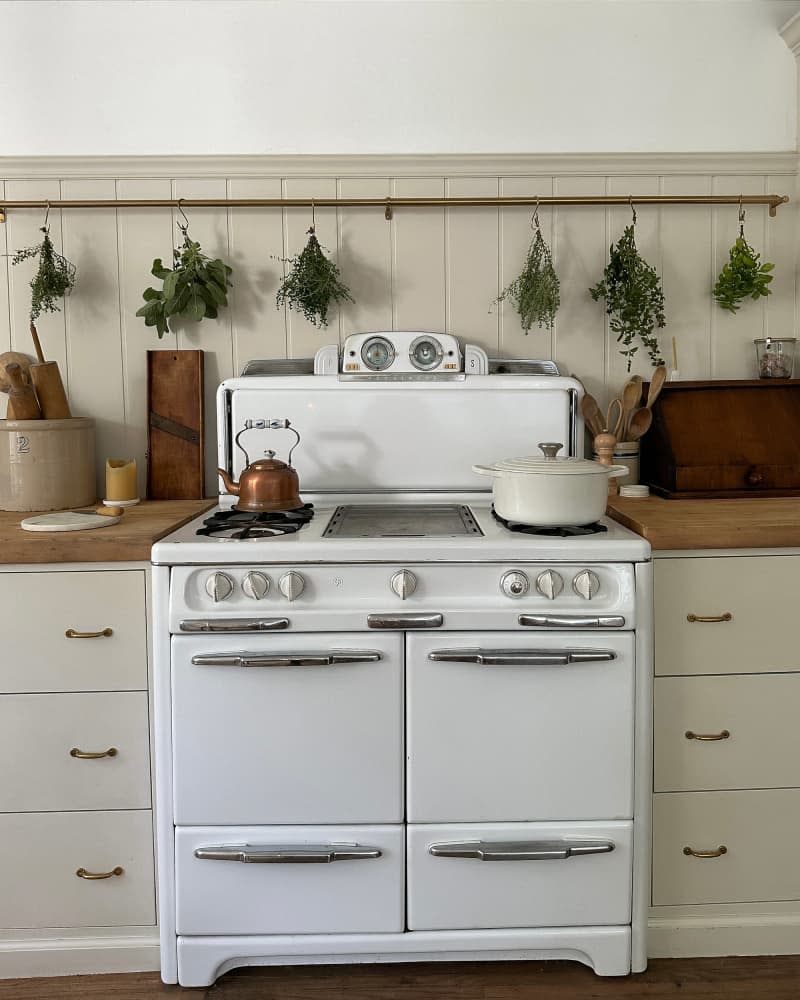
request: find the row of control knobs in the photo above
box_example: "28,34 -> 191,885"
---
204,568 -> 600,603
501,568 -> 600,600
205,571 -> 305,603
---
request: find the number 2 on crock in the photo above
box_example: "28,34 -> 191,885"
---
15,435 -> 30,454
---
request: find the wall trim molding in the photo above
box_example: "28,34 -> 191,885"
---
0,934 -> 159,979
648,913 -> 800,959
0,152 -> 797,181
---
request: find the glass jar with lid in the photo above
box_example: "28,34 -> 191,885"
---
754,337 -> 795,378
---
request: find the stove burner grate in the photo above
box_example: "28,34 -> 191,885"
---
492,508 -> 608,537
198,504 -> 315,539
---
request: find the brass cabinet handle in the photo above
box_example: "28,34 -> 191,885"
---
685,730 -> 730,741
686,613 -> 732,623
70,747 -> 118,759
65,627 -> 113,639
76,866 -> 124,880
683,845 -> 728,858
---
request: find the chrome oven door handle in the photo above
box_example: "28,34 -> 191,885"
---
179,618 -> 290,633
428,839 -> 615,861
194,843 -> 382,864
518,614 -> 626,629
191,649 -> 382,667
428,648 -> 616,666
367,613 -> 443,629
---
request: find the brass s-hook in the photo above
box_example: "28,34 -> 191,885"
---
43,199 -> 51,231
177,198 -> 190,234
531,198 -> 541,232
738,194 -> 746,237
629,195 -> 637,226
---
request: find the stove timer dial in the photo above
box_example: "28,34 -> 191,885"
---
205,572 -> 234,602
500,570 -> 529,598
242,571 -> 270,600
278,571 -> 306,602
391,569 -> 418,600
573,569 -> 601,600
535,569 -> 564,600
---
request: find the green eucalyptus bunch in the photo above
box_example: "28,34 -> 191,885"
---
275,227 -> 354,328
493,223 -> 560,332
137,227 -> 232,338
713,234 -> 774,313
589,223 -> 665,372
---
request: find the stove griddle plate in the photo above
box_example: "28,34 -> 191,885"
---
198,504 -> 314,539
492,508 -> 608,537
323,504 -> 483,538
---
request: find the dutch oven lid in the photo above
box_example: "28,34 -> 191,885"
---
474,442 -> 613,477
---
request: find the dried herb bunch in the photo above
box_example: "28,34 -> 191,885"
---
275,226 -> 354,328
589,221 -> 665,372
12,227 -> 76,322
137,225 -> 232,338
493,218 -> 560,331
713,227 -> 774,313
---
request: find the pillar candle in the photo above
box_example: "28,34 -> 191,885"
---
106,458 -> 138,501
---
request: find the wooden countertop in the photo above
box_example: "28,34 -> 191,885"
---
606,495 -> 800,550
0,499 -> 216,564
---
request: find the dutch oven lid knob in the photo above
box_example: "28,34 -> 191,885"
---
538,442 -> 563,459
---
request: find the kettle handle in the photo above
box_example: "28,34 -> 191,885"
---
236,419 -> 301,467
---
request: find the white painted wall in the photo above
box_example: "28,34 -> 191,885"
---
1,0 -> 798,156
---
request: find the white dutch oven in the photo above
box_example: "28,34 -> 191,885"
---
473,442 -> 627,526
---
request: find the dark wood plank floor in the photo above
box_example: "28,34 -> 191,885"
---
2,957 -> 800,1000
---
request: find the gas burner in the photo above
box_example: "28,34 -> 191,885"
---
197,504 -> 314,540
491,508 -> 608,537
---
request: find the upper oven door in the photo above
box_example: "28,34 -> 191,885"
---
171,633 -> 403,826
406,631 -> 635,824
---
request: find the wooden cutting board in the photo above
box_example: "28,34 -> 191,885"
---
20,512 -> 122,532
147,349 -> 205,500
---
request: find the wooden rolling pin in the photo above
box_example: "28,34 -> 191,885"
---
5,363 -> 42,420
28,322 -> 71,419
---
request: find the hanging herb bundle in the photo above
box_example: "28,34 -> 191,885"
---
275,226 -> 354,328
589,218 -> 665,372
136,222 -> 232,338
713,213 -> 773,313
12,226 -> 76,324
493,214 -> 560,331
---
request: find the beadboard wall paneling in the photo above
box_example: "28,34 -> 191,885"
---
0,155 -> 795,499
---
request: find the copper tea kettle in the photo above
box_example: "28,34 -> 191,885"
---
217,419 -> 304,512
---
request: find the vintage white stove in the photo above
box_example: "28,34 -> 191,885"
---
151,332 -> 652,988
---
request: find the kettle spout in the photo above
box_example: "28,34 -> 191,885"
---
217,468 -> 240,496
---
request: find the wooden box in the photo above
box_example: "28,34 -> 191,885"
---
639,379 -> 800,499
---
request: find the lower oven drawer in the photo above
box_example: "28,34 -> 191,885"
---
175,825 -> 404,935
407,631 -> 635,822
407,821 -> 632,930
171,633 -> 403,824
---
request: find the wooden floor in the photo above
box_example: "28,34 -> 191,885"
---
1,957 -> 800,1000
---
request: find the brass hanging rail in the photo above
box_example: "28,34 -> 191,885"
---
0,193 -> 789,224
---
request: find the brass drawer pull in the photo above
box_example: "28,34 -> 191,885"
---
70,747 -> 118,759
686,613 -> 732,623
685,730 -> 730,741
76,866 -> 124,880
683,845 -> 728,859
65,627 -> 113,639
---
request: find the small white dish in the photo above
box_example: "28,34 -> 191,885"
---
104,497 -> 140,507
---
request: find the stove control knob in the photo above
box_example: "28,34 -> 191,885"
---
278,571 -> 306,602
573,569 -> 601,600
205,571 -> 234,603
242,571 -> 270,600
391,569 -> 417,601
500,570 -> 529,599
536,569 -> 564,600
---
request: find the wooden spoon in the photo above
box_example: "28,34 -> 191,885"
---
619,378 -> 643,439
580,393 -> 605,437
646,365 -> 667,410
627,406 -> 653,441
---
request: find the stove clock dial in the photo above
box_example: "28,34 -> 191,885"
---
536,569 -> 564,600
500,570 -> 529,599
573,569 -> 601,600
205,572 -> 235,603
278,571 -> 306,602
391,569 -> 418,600
242,571 -> 270,600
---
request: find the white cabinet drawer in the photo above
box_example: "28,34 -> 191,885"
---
406,632 -> 635,822
407,821 -> 632,930
171,633 -> 404,825
653,789 -> 800,905
0,810 -> 155,929
654,673 -> 800,792
0,692 -> 151,811
654,556 -> 800,676
0,570 -> 147,692
175,825 -> 404,935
